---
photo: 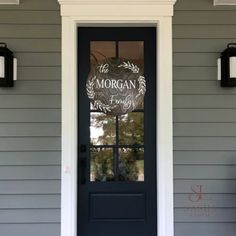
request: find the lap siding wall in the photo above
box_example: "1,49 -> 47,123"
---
174,0 -> 236,235
0,0 -> 61,235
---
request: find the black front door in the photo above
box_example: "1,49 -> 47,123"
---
78,27 -> 156,236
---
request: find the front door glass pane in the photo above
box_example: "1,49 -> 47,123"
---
90,112 -> 116,145
90,147 -> 114,182
119,112 -> 144,145
118,148 -> 144,181
89,41 -> 144,182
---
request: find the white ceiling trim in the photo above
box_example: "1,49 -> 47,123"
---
0,0 -> 19,4
214,0 -> 236,5
58,0 -> 176,5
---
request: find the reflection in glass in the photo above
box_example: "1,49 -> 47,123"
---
119,41 -> 144,71
119,112 -> 144,145
118,148 -> 144,181
89,41 -> 146,183
90,148 -> 114,182
90,112 -> 116,145
90,41 -> 116,109
90,41 -> 116,70
119,41 -> 144,109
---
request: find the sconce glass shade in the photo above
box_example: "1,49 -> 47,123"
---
0,56 -> 5,78
220,43 -> 236,87
229,57 -> 236,78
0,42 -> 14,87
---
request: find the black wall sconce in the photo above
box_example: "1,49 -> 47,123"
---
0,42 -> 17,87
218,43 -> 236,87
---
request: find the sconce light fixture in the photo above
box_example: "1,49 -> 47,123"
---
0,42 -> 17,87
217,43 -> 236,87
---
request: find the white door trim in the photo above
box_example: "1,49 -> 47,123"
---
57,1 -> 176,236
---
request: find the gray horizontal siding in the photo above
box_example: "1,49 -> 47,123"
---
0,81 -> 61,94
174,165 -> 236,179
0,0 -> 61,235
174,123 -> 236,136
0,166 -> 60,180
174,0 -> 236,235
17,67 -> 61,81
0,11 -> 60,24
175,194 -> 236,207
0,180 -> 60,194
0,123 -> 60,136
0,109 -> 60,122
175,0 -> 236,10
0,0 -> 60,10
174,81 -> 236,94
174,53 -> 218,66
0,195 -> 60,208
174,39 -> 236,53
0,95 -> 61,108
175,223 -> 236,236
173,11 -> 236,25
0,25 -> 61,38
174,95 -> 236,108
174,137 -> 236,150
175,208 -> 236,222
5,39 -> 61,52
0,137 -> 60,151
0,152 -> 60,165
174,25 -> 236,39
173,67 -> 217,81
175,180 -> 236,193
0,209 -> 60,223
0,224 -> 60,236
16,53 -> 61,66
174,109 -> 236,122
174,151 -> 236,165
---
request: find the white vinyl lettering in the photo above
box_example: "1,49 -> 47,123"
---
95,79 -> 136,90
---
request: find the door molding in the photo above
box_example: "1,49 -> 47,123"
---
57,1 -> 177,236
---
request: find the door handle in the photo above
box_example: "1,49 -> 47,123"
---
80,157 -> 86,185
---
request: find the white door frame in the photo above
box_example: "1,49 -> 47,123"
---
57,1 -> 176,236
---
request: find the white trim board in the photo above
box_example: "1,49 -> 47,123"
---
57,1 -> 176,236
58,0 -> 176,5
214,0 -> 236,5
0,0 -> 19,4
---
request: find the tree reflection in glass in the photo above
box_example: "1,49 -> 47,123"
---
90,111 -> 144,182
90,148 -> 114,182
119,112 -> 144,145
119,148 -> 144,181
90,112 -> 116,145
89,40 -> 145,182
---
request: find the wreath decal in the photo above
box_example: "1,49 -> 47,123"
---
117,61 -> 146,99
118,61 -> 140,73
86,59 -> 146,115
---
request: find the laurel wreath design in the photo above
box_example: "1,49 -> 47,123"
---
118,61 -> 140,73
136,76 -> 146,98
118,61 -> 146,99
93,100 -> 112,113
86,76 -> 114,113
86,60 -> 146,114
86,76 -> 96,99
